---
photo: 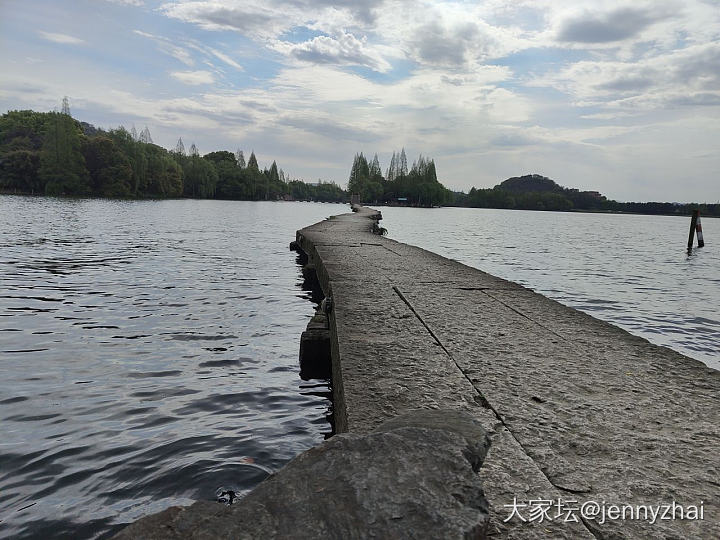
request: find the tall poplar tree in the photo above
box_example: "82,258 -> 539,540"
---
399,148 -> 408,177
386,151 -> 397,182
139,126 -> 153,144
369,153 -> 383,182
175,138 -> 186,155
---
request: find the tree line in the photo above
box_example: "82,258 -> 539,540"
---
347,149 -> 451,207
2,107 -> 716,217
0,108 -> 345,202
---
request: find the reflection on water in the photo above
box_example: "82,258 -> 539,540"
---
379,206 -> 720,371
0,197 -> 346,539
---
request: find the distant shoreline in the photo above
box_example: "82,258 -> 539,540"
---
3,191 -> 718,218
367,201 -> 720,218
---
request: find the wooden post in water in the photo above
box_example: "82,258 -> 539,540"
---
688,210 -> 698,249
688,209 -> 704,249
696,214 -> 705,247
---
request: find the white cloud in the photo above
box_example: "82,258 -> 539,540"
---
272,31 -> 391,72
159,0 -> 386,39
160,1 -> 291,40
104,0 -> 144,5
170,70 -> 215,85
133,30 -> 195,66
531,42 -> 720,111
167,46 -> 194,66
389,5 -> 527,67
553,3 -> 676,44
580,111 -> 641,120
207,48 -> 243,71
134,30 -> 245,72
38,31 -> 85,45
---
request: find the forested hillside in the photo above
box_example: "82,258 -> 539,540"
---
450,174 -> 720,216
0,109 -> 345,202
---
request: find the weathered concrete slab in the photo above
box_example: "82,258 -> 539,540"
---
295,206 -> 720,539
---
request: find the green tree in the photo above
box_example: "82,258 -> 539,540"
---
348,152 -> 370,201
243,151 -> 266,199
399,148 -> 408,177
39,112 -> 90,196
109,127 -> 148,196
369,153 -> 383,182
0,150 -> 41,192
183,149 -> 218,198
146,145 -> 183,197
205,151 -> 247,199
82,136 -> 132,197
265,160 -> 282,199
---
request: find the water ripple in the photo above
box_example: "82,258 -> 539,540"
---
0,197 -> 344,539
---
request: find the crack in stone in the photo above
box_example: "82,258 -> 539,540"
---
454,287 -> 492,291
580,516 -> 603,540
381,245 -> 402,256
482,289 -> 572,345
392,284 -> 597,537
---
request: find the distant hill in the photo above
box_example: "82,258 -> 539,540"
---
495,174 -> 605,201
455,172 -> 719,216
495,174 -> 564,193
492,173 -> 608,210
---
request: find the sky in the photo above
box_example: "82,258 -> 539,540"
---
1,0 -> 719,202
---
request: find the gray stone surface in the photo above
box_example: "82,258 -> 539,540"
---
295,206 -> 720,539
113,410 -> 492,540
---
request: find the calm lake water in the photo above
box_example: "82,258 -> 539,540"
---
2,199 -> 718,539
0,197 -> 346,539
380,206 -> 719,371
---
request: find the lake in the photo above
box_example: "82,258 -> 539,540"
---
1,198 -> 718,539
0,197 -> 346,539
380,206 -> 719,371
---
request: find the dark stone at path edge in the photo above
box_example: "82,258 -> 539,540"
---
112,409 -> 491,539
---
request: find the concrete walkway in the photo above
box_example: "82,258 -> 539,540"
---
295,206 -> 719,539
